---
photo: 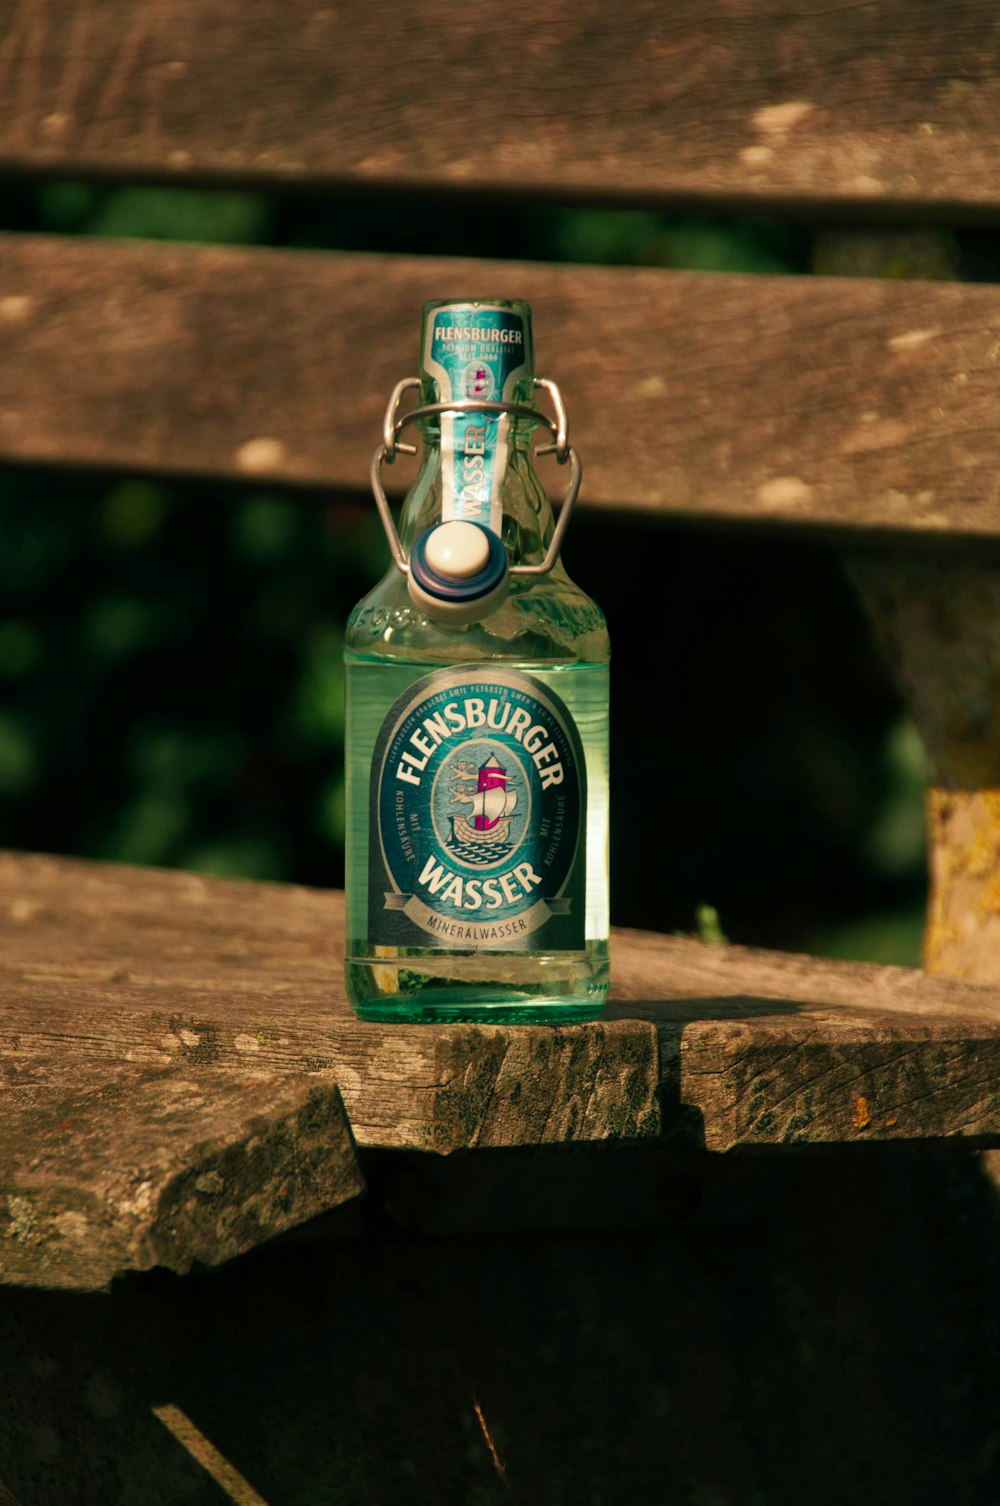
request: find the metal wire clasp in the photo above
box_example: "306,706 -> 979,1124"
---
369,377 -> 581,578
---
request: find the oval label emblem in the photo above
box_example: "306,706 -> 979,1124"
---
369,666 -> 585,951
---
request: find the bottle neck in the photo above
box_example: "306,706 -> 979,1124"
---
398,424 -> 554,568
403,298 -> 553,567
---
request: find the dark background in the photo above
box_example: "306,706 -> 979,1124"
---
0,183 -> 956,962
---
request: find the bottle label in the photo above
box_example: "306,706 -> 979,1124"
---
368,666 -> 585,952
422,306 -> 530,536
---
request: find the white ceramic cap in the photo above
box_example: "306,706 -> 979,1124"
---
423,520 -> 492,580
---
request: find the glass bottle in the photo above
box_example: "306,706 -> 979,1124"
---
344,298 -> 609,1022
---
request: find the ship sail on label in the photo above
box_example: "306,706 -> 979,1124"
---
449,755 -> 518,855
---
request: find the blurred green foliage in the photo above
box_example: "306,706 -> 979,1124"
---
0,462 -> 380,882
0,182 -> 931,956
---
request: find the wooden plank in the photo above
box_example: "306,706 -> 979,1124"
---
2,234 -> 1000,538
1,852 -> 999,1152
0,1 -> 999,218
0,1060 -> 363,1291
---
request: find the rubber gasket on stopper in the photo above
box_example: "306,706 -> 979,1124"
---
407,521 -> 510,624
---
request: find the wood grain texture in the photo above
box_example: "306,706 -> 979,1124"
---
0,1 -> 999,218
1,852 -> 1000,1153
2,235 -> 1000,537
0,1060 -> 363,1290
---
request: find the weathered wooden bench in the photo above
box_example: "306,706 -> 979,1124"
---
1,3 -> 1000,1502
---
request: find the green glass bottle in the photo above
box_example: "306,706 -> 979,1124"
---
344,298 -> 609,1022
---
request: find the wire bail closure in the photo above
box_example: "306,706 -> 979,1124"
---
369,377 -> 581,579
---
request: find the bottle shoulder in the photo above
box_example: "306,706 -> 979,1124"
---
345,565 -> 609,665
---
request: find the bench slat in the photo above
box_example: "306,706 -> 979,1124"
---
1,234 -> 999,538
1,2 -> 999,218
1,852 -> 999,1154
0,1061 -> 363,1291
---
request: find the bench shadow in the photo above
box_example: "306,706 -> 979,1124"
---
0,1144 -> 998,1506
604,992 -> 806,1023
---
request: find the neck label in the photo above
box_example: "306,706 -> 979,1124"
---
422,307 -> 530,535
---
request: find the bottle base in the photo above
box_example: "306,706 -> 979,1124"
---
349,996 -> 607,1025
345,945 -> 609,1025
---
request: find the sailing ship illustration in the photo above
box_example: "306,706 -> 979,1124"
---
449,755 -> 518,854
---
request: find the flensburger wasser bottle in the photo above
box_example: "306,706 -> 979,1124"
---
345,298 -> 608,1022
